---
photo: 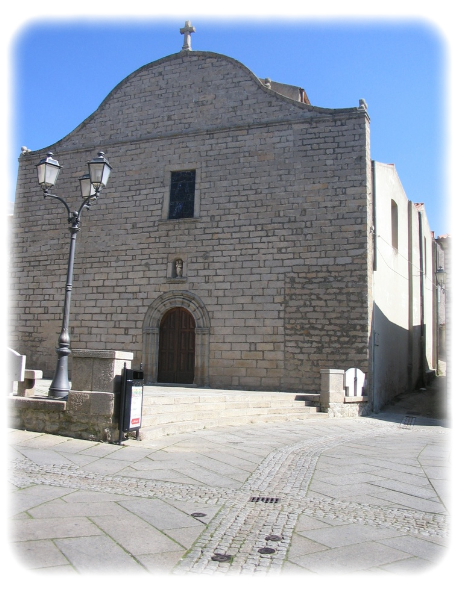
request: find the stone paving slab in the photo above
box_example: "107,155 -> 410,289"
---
117,497 -> 209,531
289,540 -> 413,573
54,536 -> 146,573
10,484 -> 77,516
27,498 -> 130,519
117,466 -> 202,484
11,516 -> 104,543
7,414 -> 451,578
15,448 -> 77,466
90,514 -> 182,555
13,540 -> 72,569
298,522 -> 407,548
376,534 -> 447,561
287,533 -> 328,558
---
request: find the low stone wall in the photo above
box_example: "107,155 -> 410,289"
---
325,399 -> 370,418
8,349 -> 133,442
9,391 -> 120,442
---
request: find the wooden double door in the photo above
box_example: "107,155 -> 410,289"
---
158,307 -> 195,384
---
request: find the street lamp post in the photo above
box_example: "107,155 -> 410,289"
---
36,151 -> 112,399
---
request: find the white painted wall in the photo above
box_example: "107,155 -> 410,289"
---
372,162 -> 435,411
418,206 -> 436,372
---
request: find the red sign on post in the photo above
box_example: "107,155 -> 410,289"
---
130,384 -> 143,429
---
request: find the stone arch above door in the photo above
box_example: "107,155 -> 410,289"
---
142,291 -> 211,386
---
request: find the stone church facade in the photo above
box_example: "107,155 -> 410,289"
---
10,40 -> 438,410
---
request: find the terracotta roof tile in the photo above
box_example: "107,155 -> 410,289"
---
437,229 -> 463,242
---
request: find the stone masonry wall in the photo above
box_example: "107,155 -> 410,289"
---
441,242 -> 463,420
10,51 -> 371,393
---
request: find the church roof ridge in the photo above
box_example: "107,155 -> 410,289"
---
96,49 -> 367,119
22,49 -> 369,158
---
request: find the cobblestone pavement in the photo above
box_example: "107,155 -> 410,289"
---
8,413 -> 451,577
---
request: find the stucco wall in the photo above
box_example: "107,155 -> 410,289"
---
372,162 -> 435,410
440,240 -> 463,420
11,50 -> 371,393
418,207 -> 435,371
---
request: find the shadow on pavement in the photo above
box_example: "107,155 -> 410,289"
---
369,375 -> 449,428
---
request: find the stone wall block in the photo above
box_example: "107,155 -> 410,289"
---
67,391 -> 116,419
71,350 -> 133,393
9,392 -> 120,443
327,401 -> 370,418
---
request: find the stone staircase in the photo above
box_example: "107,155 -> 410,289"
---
137,386 -> 327,440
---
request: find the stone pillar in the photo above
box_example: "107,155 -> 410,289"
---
71,350 -> 133,393
195,327 -> 211,387
142,327 -> 158,384
320,369 -> 345,411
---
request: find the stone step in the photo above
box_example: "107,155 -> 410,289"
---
134,388 -> 325,436
295,393 -> 321,405
142,397 -> 317,412
141,404 -> 320,427
137,410 -> 328,440
142,391 -> 318,405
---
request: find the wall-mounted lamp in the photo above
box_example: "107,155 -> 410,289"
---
436,266 -> 450,303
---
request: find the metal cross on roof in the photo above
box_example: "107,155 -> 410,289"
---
180,20 -> 195,51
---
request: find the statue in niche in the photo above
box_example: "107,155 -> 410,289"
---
174,259 -> 184,278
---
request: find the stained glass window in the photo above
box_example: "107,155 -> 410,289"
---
169,170 -> 195,219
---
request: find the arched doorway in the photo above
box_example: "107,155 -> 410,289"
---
142,291 -> 210,386
158,307 -> 195,384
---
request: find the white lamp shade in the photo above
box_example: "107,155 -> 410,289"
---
79,174 -> 97,199
88,151 -> 112,189
36,152 -> 62,189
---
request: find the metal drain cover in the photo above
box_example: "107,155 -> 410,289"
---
249,496 -> 281,504
401,415 -> 416,428
212,554 -> 232,562
191,513 -> 206,518
265,535 -> 282,542
258,547 -> 276,554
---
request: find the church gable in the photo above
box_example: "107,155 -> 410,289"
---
12,36 -> 374,394
52,51 -> 346,151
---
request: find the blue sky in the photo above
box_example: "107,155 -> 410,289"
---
10,17 -> 448,235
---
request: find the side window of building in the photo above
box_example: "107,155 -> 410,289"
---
391,199 -> 398,250
169,170 -> 196,219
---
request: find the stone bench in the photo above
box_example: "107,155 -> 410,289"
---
17,369 -> 43,397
